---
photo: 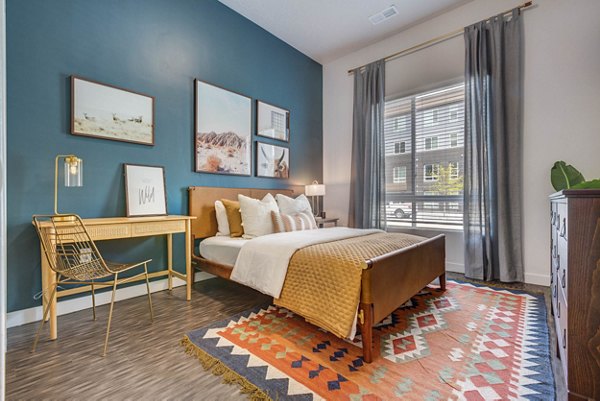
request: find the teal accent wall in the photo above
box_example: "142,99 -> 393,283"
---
7,0 -> 322,312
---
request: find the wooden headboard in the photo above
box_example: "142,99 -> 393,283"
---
188,186 -> 296,239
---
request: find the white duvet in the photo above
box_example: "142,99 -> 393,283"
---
230,227 -> 382,298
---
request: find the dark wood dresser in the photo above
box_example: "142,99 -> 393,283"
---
550,189 -> 600,400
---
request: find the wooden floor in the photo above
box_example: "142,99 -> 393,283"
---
6,273 -> 564,400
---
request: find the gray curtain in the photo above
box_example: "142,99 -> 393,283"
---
464,8 -> 524,282
349,59 -> 386,229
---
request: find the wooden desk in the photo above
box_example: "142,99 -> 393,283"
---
35,215 -> 196,340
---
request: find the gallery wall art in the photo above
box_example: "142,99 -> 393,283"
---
257,100 -> 289,142
71,76 -> 154,145
256,141 -> 289,179
195,79 -> 252,176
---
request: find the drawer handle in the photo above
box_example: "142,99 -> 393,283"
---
556,215 -> 560,230
552,283 -> 556,298
560,219 -> 566,238
561,270 -> 566,288
552,244 -> 557,259
551,211 -> 556,225
557,301 -> 561,318
562,329 -> 566,349
556,254 -> 560,270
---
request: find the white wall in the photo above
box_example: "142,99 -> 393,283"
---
323,0 -> 600,286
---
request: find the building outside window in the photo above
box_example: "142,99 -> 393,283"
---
424,164 -> 440,181
383,82 -> 465,229
449,162 -> 459,179
394,141 -> 406,154
450,133 -> 458,147
425,136 -> 438,150
393,166 -> 407,183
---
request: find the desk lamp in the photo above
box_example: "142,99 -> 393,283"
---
54,154 -> 83,217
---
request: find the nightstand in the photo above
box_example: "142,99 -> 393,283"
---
315,217 -> 339,228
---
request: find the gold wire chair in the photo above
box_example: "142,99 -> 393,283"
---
32,214 -> 154,356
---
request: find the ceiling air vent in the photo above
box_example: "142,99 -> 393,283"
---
369,5 -> 398,25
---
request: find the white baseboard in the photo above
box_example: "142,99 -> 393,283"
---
445,262 -> 550,287
7,271 -> 214,329
524,272 -> 550,287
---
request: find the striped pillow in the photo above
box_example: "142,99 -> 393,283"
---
271,211 -> 318,233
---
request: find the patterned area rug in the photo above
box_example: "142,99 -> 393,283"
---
182,280 -> 555,400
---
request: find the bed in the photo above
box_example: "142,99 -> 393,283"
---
188,186 -> 446,363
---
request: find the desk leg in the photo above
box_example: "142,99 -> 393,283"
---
185,220 -> 192,301
167,233 -> 173,291
42,258 -> 58,340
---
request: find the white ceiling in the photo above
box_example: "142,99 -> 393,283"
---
218,0 -> 474,64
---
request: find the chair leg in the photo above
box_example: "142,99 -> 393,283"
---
32,284 -> 57,353
144,263 -> 154,322
103,273 -> 119,357
91,281 -> 96,321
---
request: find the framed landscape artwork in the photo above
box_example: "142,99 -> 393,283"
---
123,164 -> 167,217
71,76 -> 154,145
256,142 -> 289,179
257,100 -> 289,142
195,79 -> 252,176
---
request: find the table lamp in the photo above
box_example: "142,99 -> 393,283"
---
54,154 -> 83,216
305,180 -> 326,217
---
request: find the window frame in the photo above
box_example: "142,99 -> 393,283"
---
384,80 -> 465,229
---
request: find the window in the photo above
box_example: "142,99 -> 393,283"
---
449,106 -> 458,121
425,136 -> 438,150
384,82 -> 465,229
424,164 -> 440,181
393,166 -> 407,183
450,133 -> 458,147
449,162 -> 459,179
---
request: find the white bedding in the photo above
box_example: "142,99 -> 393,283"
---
199,236 -> 249,266
230,227 -> 382,298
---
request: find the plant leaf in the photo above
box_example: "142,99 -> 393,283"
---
550,161 -> 585,191
571,179 -> 600,189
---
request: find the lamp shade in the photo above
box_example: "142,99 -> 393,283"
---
64,156 -> 83,187
305,181 -> 326,197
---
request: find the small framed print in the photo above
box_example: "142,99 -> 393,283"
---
256,142 -> 289,179
71,76 -> 155,145
124,164 -> 167,217
257,100 -> 289,142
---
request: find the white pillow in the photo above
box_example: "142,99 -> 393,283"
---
239,193 -> 279,239
275,194 -> 317,227
214,200 -> 229,236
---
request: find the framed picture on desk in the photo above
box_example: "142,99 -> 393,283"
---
124,164 -> 167,217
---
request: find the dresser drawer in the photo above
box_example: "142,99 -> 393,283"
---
556,286 -> 568,383
557,236 -> 568,297
555,201 -> 568,239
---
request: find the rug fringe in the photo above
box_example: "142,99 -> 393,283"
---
180,336 -> 273,401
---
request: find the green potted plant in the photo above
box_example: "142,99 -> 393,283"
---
551,161 -> 600,191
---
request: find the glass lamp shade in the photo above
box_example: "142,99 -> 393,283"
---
64,157 -> 83,187
305,181 -> 326,197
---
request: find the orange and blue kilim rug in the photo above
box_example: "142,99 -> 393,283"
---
182,280 -> 555,400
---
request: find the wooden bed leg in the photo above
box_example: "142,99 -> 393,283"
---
360,303 -> 375,363
439,272 -> 446,291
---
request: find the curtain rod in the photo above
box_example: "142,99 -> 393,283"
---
348,1 -> 533,75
